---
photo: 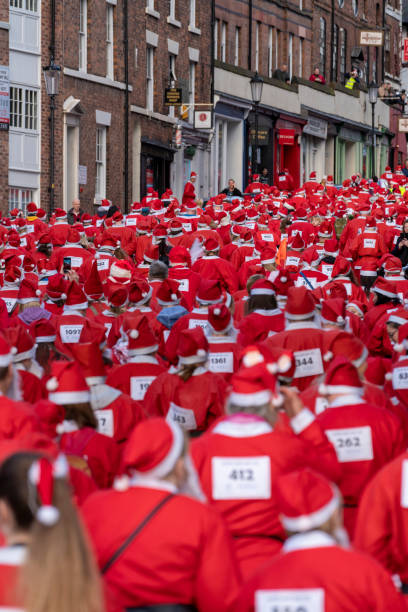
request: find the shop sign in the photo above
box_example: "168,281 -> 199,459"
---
0,66 -> 9,131
404,39 -> 408,62
303,117 -> 327,139
249,127 -> 270,145
360,31 -> 383,46
278,129 -> 295,145
399,117 -> 408,133
164,88 -> 182,106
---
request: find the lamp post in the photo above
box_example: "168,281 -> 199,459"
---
250,72 -> 263,178
43,63 -> 61,214
368,81 -> 378,178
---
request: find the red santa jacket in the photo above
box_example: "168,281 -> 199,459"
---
263,321 -> 326,392
51,244 -> 93,272
144,366 -> 227,432
168,266 -> 201,311
106,356 -> 165,402
81,481 -> 241,612
237,309 -> 285,347
192,255 -> 238,294
316,395 -> 405,536
0,545 -> 25,609
182,180 -> 196,205
235,530 -> 406,612
191,413 -> 340,580
354,450 -> 408,583
207,334 -> 241,381
164,307 -> 210,364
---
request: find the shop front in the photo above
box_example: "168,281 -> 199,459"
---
141,140 -> 174,198
301,117 -> 328,182
274,117 -> 304,189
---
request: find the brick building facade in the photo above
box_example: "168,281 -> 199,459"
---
1,0 -> 212,215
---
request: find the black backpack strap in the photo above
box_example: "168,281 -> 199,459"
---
102,493 -> 175,574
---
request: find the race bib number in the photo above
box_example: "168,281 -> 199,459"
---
401,460 -> 408,508
255,588 -> 324,612
69,256 -> 83,268
212,456 -> 271,500
326,426 -> 373,462
392,367 -> 408,390
321,264 -> 333,277
286,256 -> 300,268
363,238 -> 376,249
60,325 -> 83,343
182,223 -> 192,232
104,322 -> 112,337
97,258 -> 110,271
3,298 -> 17,313
95,409 -> 114,437
163,330 -> 170,343
166,402 -> 197,430
96,219 -> 103,227
20,237 -> 27,247
246,222 -> 256,230
188,318 -> 208,331
343,282 -> 352,296
293,348 -> 323,378
291,229 -> 300,237
130,376 -> 156,400
295,276 -> 317,289
26,224 -> 34,233
260,233 -> 274,242
178,278 -> 189,292
315,396 -> 329,415
209,352 -> 234,373
125,217 -> 137,226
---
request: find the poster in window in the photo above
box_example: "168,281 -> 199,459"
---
0,66 -> 9,131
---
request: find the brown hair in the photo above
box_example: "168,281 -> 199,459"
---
177,363 -> 203,382
0,452 -> 104,612
64,403 -> 97,429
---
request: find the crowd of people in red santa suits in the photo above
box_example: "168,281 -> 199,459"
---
1,167 -> 408,610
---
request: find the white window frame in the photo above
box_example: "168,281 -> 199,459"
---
275,30 -> 279,70
146,46 -> 154,111
189,0 -> 196,27
8,188 -> 35,215
169,0 -> 175,19
214,19 -> 219,60
95,126 -> 107,200
299,37 -> 303,78
221,21 -> 226,62
234,26 -> 240,66
10,86 -> 39,131
106,4 -> 114,79
146,0 -> 154,8
79,0 -> 87,72
188,61 -> 195,123
255,22 -> 260,72
268,27 -> 273,77
9,0 -> 38,13
169,54 -> 176,117
288,33 -> 293,79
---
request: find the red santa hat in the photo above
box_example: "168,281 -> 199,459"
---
190,171 -> 197,178
54,208 -> 67,221
318,356 -> 363,396
323,238 -> 339,257
123,314 -> 158,355
112,211 -> 123,223
36,208 -> 46,219
26,202 -> 37,214
301,247 -> 320,267
99,234 -> 120,251
3,326 -> 34,363
67,228 -> 81,244
27,455 -> 69,526
327,175 -> 334,184
285,286 -> 315,320
46,273 -> 68,302
17,277 -> 42,304
46,361 -> 90,405
128,278 -> 152,306
331,256 -> 351,278
69,342 -> 106,385
318,221 -> 331,238
289,233 -> 305,251
309,171 -> 317,181
365,216 -> 377,230
371,277 -> 398,299
272,269 -> 294,300
157,279 -> 181,307
387,309 -> 408,327
208,304 -> 232,333
169,220 -> 183,234
108,260 -> 133,284
323,331 -> 368,368
64,281 -> 88,311
121,418 -> 184,479
260,247 -> 276,265
83,261 -> 104,301
276,468 -> 340,532
384,256 -> 402,275
204,237 -> 220,253
3,266 -> 22,286
0,337 -> 13,368
177,327 -> 208,365
229,361 -> 283,408
320,298 -> 346,327
393,322 -> 408,353
144,243 -> 159,263
169,246 -> 191,267
296,207 -> 308,220
359,261 -> 378,278
196,279 -> 223,305
105,284 -> 128,309
29,319 -> 57,344
250,279 -> 276,297
7,233 -> 20,248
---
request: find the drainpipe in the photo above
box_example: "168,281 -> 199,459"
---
123,0 -> 129,212
248,0 -> 252,71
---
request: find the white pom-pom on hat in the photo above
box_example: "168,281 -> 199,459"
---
318,383 -> 329,395
114,475 -> 130,491
46,377 -> 59,392
394,343 -> 405,353
197,349 -> 206,357
323,351 -> 333,362
277,354 -> 292,373
61,293 -> 67,300
171,293 -> 177,301
36,505 -> 60,526
385,372 -> 393,381
10,347 -> 17,355
243,350 -> 264,368
272,393 -> 284,408
129,329 -> 139,339
36,289 -> 42,297
214,308 -> 221,316
337,316 -> 345,324
281,276 -> 287,283
266,362 -> 278,375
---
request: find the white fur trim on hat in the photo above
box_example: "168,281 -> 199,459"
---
318,384 -> 363,396
281,487 -> 340,532
371,287 -> 398,299
251,288 -> 276,296
127,344 -> 159,357
229,389 -> 271,407
137,420 -> 184,479
178,351 -> 208,365
285,309 -> 315,321
48,390 -> 91,405
0,353 -> 12,368
36,334 -> 57,343
13,347 -> 35,363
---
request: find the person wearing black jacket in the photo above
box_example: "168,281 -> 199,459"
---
221,179 -> 242,198
67,199 -> 85,225
392,221 -> 408,267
